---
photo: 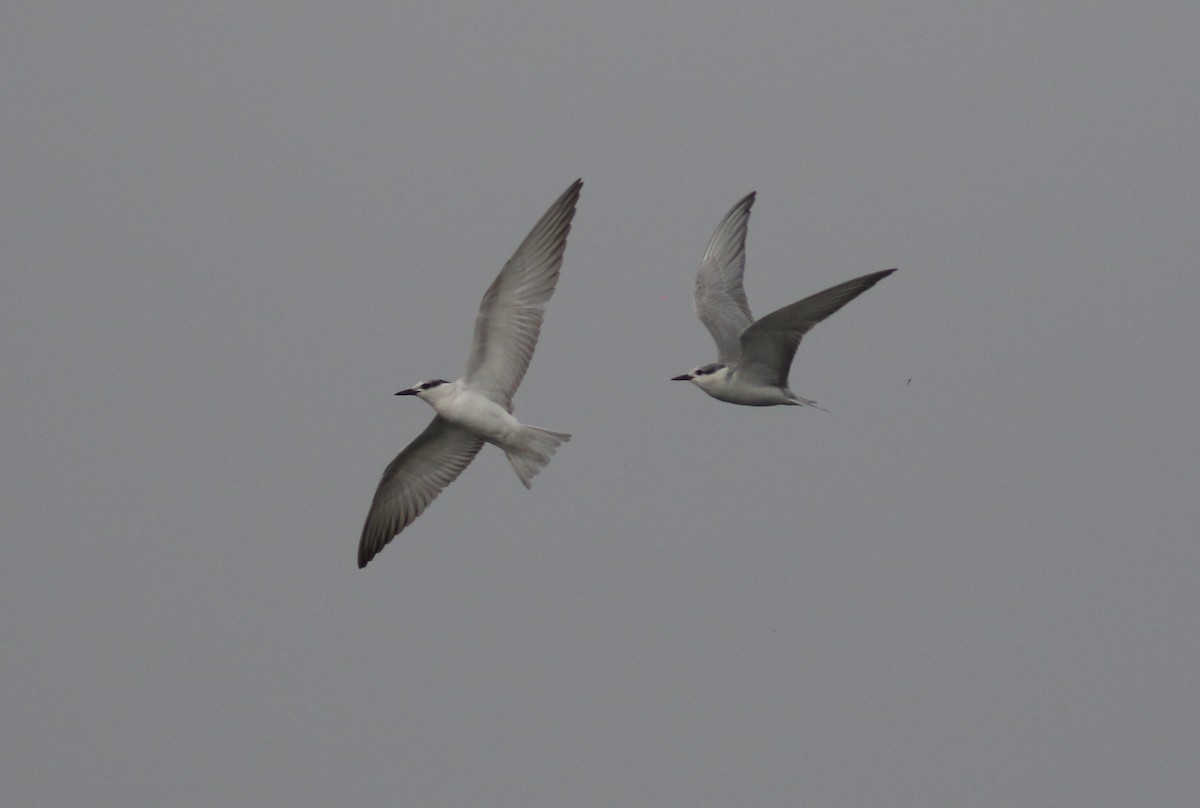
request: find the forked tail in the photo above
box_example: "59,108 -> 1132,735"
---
505,425 -> 571,489
786,394 -> 831,413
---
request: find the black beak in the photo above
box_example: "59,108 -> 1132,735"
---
395,388 -> 419,396
670,374 -> 692,381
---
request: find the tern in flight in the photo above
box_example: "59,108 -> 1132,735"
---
358,179 -> 581,568
672,192 -> 894,409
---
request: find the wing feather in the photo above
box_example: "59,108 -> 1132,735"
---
462,179 -> 582,407
695,192 -> 756,364
737,268 -> 896,388
358,417 -> 484,568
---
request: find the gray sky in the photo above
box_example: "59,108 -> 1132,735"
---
3,2 -> 1198,806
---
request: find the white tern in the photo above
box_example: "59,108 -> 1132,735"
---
673,192 -> 895,409
358,179 -> 582,568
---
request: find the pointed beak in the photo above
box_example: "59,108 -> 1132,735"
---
671,374 -> 692,381
395,388 -> 419,396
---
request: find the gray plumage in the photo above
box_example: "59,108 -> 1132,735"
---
358,180 -> 581,568
674,192 -> 895,408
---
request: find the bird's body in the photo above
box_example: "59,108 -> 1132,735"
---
673,192 -> 894,409
674,364 -> 806,407
357,179 -> 581,568
398,379 -> 571,486
415,381 -> 523,445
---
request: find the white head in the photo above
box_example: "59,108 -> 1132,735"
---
670,363 -> 727,393
395,378 -> 454,406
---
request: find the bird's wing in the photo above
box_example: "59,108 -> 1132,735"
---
736,268 -> 896,388
358,417 -> 485,568
695,192 -> 756,364
462,179 -> 582,408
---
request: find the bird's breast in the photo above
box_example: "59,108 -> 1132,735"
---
705,375 -> 790,406
436,391 -> 521,445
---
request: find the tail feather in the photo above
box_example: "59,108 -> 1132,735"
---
785,393 -> 830,412
505,425 -> 570,489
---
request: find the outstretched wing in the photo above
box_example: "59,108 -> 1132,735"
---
695,192 -> 756,364
358,417 -> 484,568
462,179 -> 582,408
737,268 -> 896,388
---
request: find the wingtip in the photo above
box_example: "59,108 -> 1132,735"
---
727,191 -> 756,217
544,179 -> 583,221
859,267 -> 898,286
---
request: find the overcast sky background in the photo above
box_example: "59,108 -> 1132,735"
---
3,3 -> 1199,806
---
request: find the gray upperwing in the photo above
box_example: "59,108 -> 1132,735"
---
695,193 -> 756,364
737,268 -> 896,387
